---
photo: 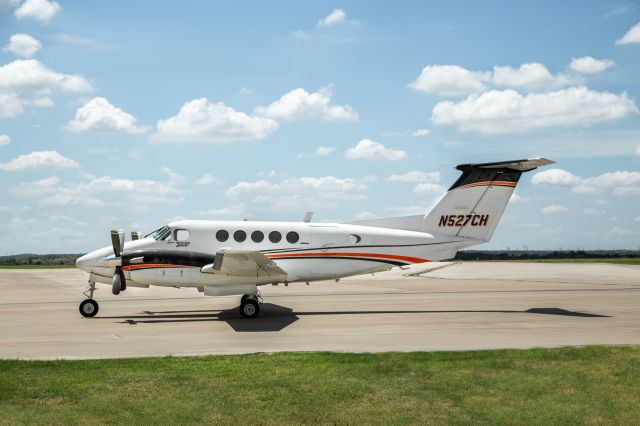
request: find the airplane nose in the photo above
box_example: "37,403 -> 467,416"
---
75,253 -> 92,272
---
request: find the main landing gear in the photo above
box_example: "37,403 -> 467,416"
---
79,280 -> 99,318
239,293 -> 262,319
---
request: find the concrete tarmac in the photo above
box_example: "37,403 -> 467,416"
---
0,262 -> 638,360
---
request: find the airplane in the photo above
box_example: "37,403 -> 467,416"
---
75,157 -> 554,319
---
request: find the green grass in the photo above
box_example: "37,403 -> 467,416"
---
475,258 -> 640,265
0,264 -> 75,269
1,346 -> 638,425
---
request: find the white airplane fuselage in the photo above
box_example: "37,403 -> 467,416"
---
77,220 -> 478,289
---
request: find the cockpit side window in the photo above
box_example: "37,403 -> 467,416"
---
175,229 -> 190,242
147,226 -> 171,241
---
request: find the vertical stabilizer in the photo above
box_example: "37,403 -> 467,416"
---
419,158 -> 554,241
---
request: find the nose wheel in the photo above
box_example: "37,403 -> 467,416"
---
80,280 -> 99,318
79,299 -> 99,317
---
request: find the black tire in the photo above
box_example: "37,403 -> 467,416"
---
79,299 -> 99,318
239,298 -> 260,319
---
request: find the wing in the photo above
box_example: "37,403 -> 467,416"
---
201,248 -> 287,282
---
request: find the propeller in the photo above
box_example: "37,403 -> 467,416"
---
109,229 -> 127,295
131,231 -> 142,241
111,229 -> 125,257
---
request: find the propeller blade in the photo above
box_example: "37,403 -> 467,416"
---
131,231 -> 141,241
110,229 -> 125,257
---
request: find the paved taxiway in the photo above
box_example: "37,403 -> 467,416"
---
0,262 -> 638,359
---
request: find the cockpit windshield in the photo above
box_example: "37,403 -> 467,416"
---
145,225 -> 171,241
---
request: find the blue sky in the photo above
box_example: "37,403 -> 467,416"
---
0,0 -> 639,253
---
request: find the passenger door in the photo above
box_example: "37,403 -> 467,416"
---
309,225 -> 338,279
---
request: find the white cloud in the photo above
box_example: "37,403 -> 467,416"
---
195,174 -> 218,185
0,59 -> 93,94
569,56 -> 615,74
531,168 -> 581,186
432,87 -> 638,134
413,183 -> 446,194
14,176 -> 103,206
409,62 -> 577,96
67,97 -> 146,134
0,134 -> 10,146
388,170 -> 441,183
541,205 -> 568,214
238,87 -> 253,96
532,168 -> 640,196
409,65 -> 488,96
30,95 -> 53,107
151,98 -> 278,143
492,63 -> 577,90
226,175 -> 369,209
315,146 -> 335,156
196,204 -> 246,218
15,0 -> 60,22
255,85 -> 358,122
5,34 -> 42,58
608,227 -> 633,236
345,139 -> 407,161
318,9 -> 346,27
0,92 -> 23,118
580,171 -> 640,195
14,168 -> 184,206
411,128 -> 431,137
509,191 -> 530,203
616,22 -> 640,45
0,151 -> 79,171
354,211 -> 377,220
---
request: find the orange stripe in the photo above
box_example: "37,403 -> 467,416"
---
459,181 -> 517,189
266,252 -> 430,264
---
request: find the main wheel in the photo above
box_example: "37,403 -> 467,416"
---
79,299 -> 99,318
239,298 -> 260,319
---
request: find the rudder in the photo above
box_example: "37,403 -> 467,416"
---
419,158 -> 554,241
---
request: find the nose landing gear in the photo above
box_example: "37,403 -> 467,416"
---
79,280 -> 99,318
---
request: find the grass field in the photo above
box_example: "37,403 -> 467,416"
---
0,264 -> 75,269
476,258 -> 640,266
0,346 -> 638,425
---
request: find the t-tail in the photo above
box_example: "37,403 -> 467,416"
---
419,158 -> 554,241
350,158 -> 554,243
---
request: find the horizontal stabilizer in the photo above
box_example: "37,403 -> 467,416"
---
456,158 -> 555,172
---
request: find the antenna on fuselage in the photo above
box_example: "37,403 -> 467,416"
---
303,211 -> 314,222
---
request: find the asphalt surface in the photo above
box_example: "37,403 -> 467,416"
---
0,262 -> 638,359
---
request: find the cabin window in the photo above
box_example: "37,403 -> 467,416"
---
175,229 -> 190,241
286,231 -> 299,244
234,230 -> 247,242
251,231 -> 264,243
269,231 -> 282,243
216,230 -> 229,242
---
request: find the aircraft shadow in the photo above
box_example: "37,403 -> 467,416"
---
105,303 -> 299,332
100,304 -> 608,332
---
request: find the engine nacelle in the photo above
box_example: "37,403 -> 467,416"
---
203,284 -> 257,297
